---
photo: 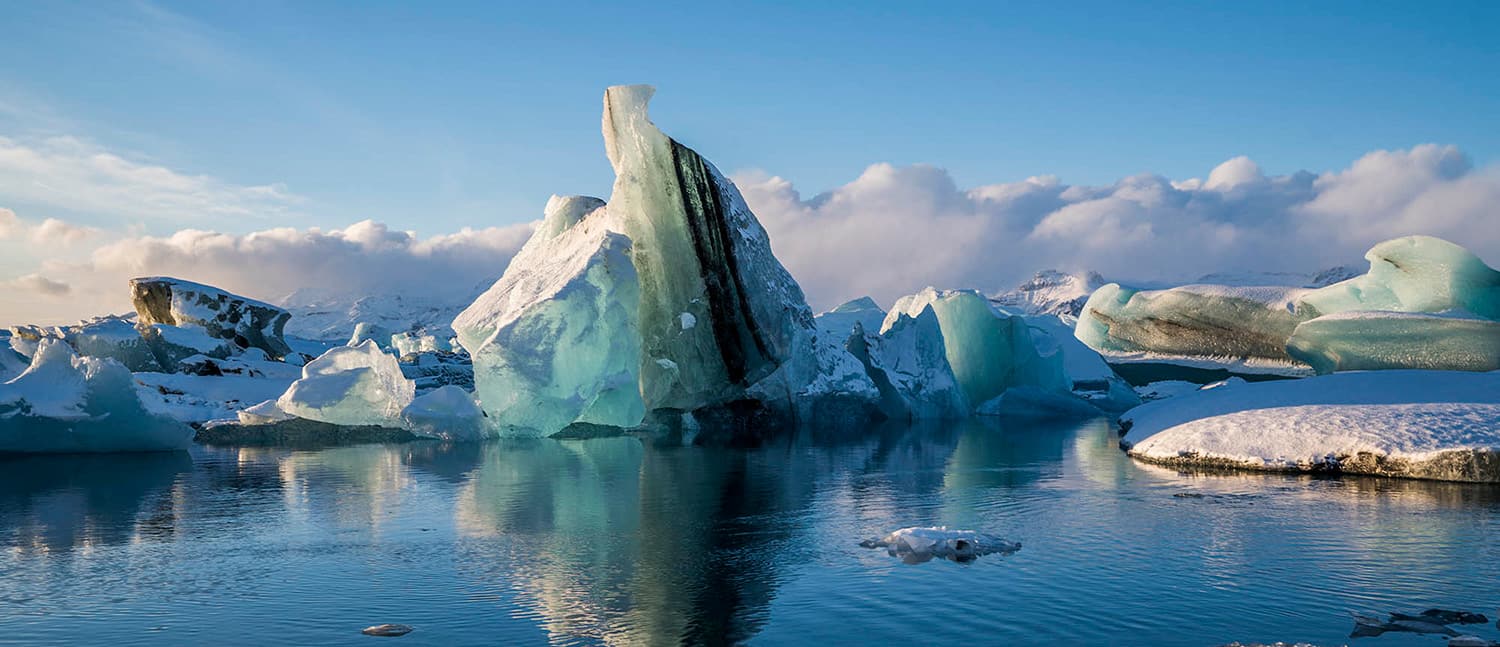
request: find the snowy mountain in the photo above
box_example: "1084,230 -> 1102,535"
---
278,281 -> 494,342
990,270 -> 1107,317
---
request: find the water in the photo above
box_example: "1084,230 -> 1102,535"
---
3,417 -> 1499,646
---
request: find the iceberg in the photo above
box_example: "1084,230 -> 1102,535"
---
1286,311 -> 1500,374
0,339 -> 194,453
131,277 -> 294,360
882,288 -> 1071,410
848,309 -> 968,420
391,331 -> 452,356
453,195 -> 644,436
276,340 -> 416,427
1120,370 -> 1500,482
1075,283 -> 1310,362
1296,235 -> 1500,320
603,85 -> 812,411
400,385 -> 489,441
1025,314 -> 1139,410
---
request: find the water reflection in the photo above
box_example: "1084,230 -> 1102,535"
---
1,418 -> 1498,646
0,452 -> 192,553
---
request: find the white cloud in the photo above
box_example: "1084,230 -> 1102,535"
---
737,144 -> 1500,310
1,218 -> 533,325
0,207 -> 99,245
0,136 -> 300,225
3,273 -> 70,297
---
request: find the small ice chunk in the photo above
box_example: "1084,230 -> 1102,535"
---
860,526 -> 1021,563
276,340 -> 415,427
400,385 -> 489,441
678,312 -> 696,330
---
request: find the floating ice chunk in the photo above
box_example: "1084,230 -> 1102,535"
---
453,195 -> 643,436
390,331 -> 453,356
347,322 -> 392,350
276,340 -> 416,427
60,317 -> 164,372
1286,311 -> 1500,374
1120,370 -> 1500,482
400,385 -> 489,441
0,339 -> 193,452
603,85 -> 813,410
1296,235 -> 1500,320
883,288 -> 1070,409
131,277 -> 293,360
237,399 -> 295,425
860,526 -> 1021,562
1075,283 -> 1310,361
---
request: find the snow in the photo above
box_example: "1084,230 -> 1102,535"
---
280,286 -> 489,342
135,358 -> 301,424
882,288 -> 1071,410
603,84 -> 813,411
452,195 -> 644,436
1287,310 -> 1500,374
275,340 -> 416,427
400,385 -> 489,441
1120,370 -> 1500,482
0,339 -> 194,453
861,526 -> 1021,562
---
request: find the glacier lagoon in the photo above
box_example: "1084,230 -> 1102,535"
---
4,420 -> 1500,646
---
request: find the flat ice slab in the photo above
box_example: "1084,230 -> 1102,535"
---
1120,371 -> 1500,482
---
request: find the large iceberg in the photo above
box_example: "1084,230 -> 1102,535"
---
1287,311 -> 1500,374
453,195 -> 644,436
1296,235 -> 1500,319
131,277 -> 294,360
882,288 -> 1071,410
602,85 -> 812,411
1120,370 -> 1500,482
276,340 -> 416,427
0,339 -> 194,452
1075,283 -> 1310,362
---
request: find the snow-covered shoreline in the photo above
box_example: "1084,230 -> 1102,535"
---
1120,371 -> 1500,482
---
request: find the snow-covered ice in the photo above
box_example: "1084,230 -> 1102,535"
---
453,195 -> 644,436
275,340 -> 416,428
131,277 -> 294,360
0,339 -> 194,452
861,526 -> 1021,562
1120,370 -> 1500,482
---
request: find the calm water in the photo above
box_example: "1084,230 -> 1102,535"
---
3,418 -> 1499,646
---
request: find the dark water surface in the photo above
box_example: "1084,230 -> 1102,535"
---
3,418 -> 1499,646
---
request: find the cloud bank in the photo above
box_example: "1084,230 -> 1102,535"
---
2,143 -> 1496,326
737,144 -> 1500,309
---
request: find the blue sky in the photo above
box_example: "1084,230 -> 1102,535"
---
2,0 -> 1497,236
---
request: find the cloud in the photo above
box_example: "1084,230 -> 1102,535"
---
4,273 -> 70,297
0,207 -> 99,245
0,136 -> 300,225
737,144 -> 1500,310
1,218 -> 533,326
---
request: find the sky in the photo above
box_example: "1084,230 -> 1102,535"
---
1,0 -> 1497,323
